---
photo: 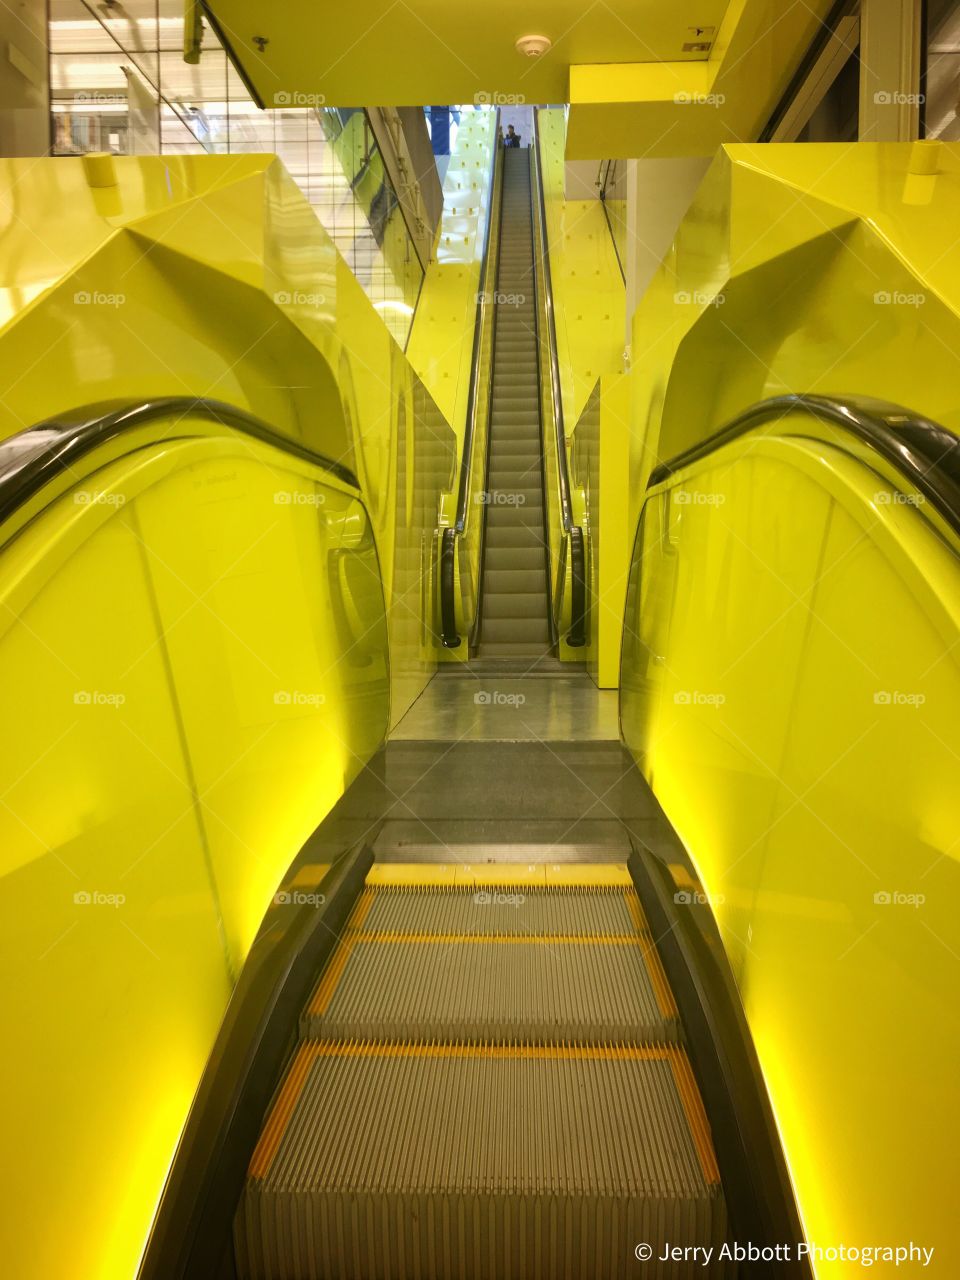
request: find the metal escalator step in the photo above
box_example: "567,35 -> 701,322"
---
235,1042 -> 728,1280
484,528 -> 547,551
481,592 -> 549,620
356,884 -> 649,936
478,148 -> 550,658
483,568 -> 547,595
483,546 -> 546,571
475,617 -> 551,644
302,936 -> 678,1042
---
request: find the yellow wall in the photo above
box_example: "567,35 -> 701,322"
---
621,420 -> 960,1276
0,152 -> 459,1279
0,429 -> 388,1280
630,142 -> 960,517
406,109 -> 498,446
0,152 -> 455,724
537,108 -> 625,430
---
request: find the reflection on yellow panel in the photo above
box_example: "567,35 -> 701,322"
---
0,426 -> 388,1280
621,423 -> 960,1275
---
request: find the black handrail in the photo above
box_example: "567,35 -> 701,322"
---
440,109 -> 502,648
532,110 -> 586,647
0,397 -> 358,527
647,393 -> 960,535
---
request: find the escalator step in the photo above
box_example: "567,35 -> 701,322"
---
301,934 -> 678,1042
236,1041 -> 729,1280
356,884 -> 646,936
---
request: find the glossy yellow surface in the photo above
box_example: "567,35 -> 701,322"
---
0,423 -> 388,1280
0,152 -> 455,724
572,374 -> 631,687
406,110 -> 499,432
612,139 -> 960,672
0,151 -> 460,1279
567,0 -> 835,159
200,0 -> 722,106
537,109 -> 625,431
621,419 -> 960,1275
630,142 -> 960,495
533,109 -> 625,663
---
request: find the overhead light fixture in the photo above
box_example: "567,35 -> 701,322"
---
515,34 -> 551,57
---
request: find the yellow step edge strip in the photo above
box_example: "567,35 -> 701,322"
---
366,862 -> 634,887
247,1042 -> 317,1180
624,889 -> 678,1018
308,891 -> 375,1015
332,932 -> 655,946
668,1049 -> 722,1187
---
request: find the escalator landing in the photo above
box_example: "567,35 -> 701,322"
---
392,665 -> 619,743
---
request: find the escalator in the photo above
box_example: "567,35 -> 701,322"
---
439,125 -> 585,657
234,867 -> 728,1278
478,148 -> 550,657
3,126 -> 958,1280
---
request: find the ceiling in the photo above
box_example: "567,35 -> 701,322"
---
200,0 -> 731,107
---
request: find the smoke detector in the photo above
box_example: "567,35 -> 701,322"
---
515,34 -> 552,57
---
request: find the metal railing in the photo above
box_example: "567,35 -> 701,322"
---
531,110 -> 586,648
439,110 -> 503,648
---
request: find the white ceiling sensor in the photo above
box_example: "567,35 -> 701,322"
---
515,34 -> 552,57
